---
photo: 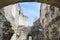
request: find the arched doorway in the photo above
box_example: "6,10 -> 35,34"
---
27,34 -> 33,40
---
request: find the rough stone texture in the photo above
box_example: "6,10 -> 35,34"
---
3,3 -> 20,31
40,3 -> 60,40
0,2 -> 29,40
33,18 -> 40,26
28,18 -> 44,40
2,3 -> 20,40
3,20 -> 14,40
17,26 -> 31,40
0,8 -> 14,40
17,13 -> 29,40
2,3 -> 29,40
19,13 -> 28,27
0,9 -> 6,40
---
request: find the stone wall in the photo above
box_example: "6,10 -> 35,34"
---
17,26 -> 30,40
19,13 -> 28,27
0,3 -> 29,40
40,3 -> 60,40
33,18 -> 40,26
17,13 -> 29,40
0,8 -> 14,40
28,18 -> 44,40
3,3 -> 20,31
2,3 -> 20,40
0,9 -> 6,40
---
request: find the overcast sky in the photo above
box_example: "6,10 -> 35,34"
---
19,2 -> 41,26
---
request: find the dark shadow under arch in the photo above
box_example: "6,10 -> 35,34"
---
27,34 -> 33,40
0,0 -> 60,9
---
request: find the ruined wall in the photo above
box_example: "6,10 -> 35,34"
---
0,9 -> 6,40
0,3 -> 29,40
3,3 -> 28,40
32,18 -> 44,40
0,9 -> 14,40
3,3 -> 20,31
2,3 -> 20,40
17,27 -> 30,40
40,3 -> 60,40
17,13 -> 29,40
19,13 -> 28,27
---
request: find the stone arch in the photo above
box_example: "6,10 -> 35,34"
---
27,34 -> 33,40
0,0 -> 60,9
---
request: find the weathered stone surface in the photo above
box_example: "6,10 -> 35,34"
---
2,3 -> 20,40
0,9 -> 6,40
0,9 -> 14,40
40,3 -> 60,40
19,13 -> 28,27
17,26 -> 31,40
28,18 -> 44,40
3,3 -> 20,32
3,21 -> 14,40
1,3 -> 29,40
